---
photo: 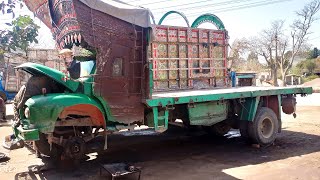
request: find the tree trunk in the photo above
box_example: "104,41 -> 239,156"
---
282,74 -> 286,87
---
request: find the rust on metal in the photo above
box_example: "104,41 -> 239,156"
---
73,1 -> 146,124
281,96 -> 296,115
59,104 -> 105,126
24,0 -> 148,124
55,117 -> 94,127
262,96 -> 280,119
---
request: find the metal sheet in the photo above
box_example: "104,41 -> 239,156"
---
73,1 -> 146,124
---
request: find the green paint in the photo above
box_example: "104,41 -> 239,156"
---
152,107 -> 159,130
188,101 -> 227,126
151,107 -> 169,131
146,87 -> 312,107
158,11 -> 190,27
14,126 -> 39,141
237,75 -> 255,79
191,14 -> 225,30
240,96 -> 260,121
25,93 -> 105,133
148,59 -> 154,98
16,63 -> 79,92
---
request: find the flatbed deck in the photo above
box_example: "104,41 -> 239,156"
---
146,86 -> 313,107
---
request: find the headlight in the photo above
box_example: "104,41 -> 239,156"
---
24,107 -> 30,118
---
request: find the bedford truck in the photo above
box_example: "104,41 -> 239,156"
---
10,0 -> 312,161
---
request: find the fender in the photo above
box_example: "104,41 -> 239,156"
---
25,93 -> 105,133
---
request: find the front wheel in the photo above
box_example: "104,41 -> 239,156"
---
34,133 -> 63,162
247,107 -> 279,146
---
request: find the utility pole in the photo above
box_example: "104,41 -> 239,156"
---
273,34 -> 278,86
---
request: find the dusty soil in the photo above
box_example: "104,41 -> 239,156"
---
0,94 -> 320,180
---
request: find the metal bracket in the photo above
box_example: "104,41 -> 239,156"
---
239,98 -> 245,103
166,104 -> 175,110
188,100 -> 195,108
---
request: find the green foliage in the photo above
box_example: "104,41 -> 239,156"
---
293,57 -> 318,77
0,0 -> 23,18
303,74 -> 319,83
0,15 -> 39,55
305,60 -> 316,74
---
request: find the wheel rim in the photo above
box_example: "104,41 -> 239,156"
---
260,117 -> 274,138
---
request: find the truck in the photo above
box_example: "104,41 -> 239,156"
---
0,62 -> 27,102
10,0 -> 312,161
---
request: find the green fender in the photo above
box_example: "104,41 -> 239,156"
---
25,93 -> 105,133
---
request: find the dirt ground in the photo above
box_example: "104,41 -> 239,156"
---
0,94 -> 320,180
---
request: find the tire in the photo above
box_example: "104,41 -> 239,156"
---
34,133 -> 62,162
248,107 -> 279,146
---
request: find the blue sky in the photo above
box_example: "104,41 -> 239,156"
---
0,0 -> 319,49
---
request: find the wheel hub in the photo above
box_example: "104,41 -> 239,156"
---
65,137 -> 86,159
260,118 -> 274,138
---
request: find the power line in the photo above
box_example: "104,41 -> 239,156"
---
125,0 -> 168,6
138,0 -> 169,6
310,36 -> 320,40
164,0 -> 293,21
126,0 -> 141,3
152,0 -> 256,13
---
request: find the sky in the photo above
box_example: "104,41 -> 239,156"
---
0,0 -> 319,50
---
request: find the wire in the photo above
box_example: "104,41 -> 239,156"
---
125,0 -> 169,6
152,0 -> 255,12
310,36 -> 320,40
165,0 -> 293,20
136,0 -> 169,6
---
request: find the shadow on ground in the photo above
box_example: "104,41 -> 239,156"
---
13,126 -> 320,180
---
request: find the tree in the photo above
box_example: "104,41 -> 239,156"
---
228,38 -> 250,70
249,20 -> 284,85
246,51 -> 263,72
0,15 -> 39,58
0,1 -> 38,62
0,0 -> 23,18
279,0 -> 320,85
250,0 -> 320,86
305,60 -> 316,74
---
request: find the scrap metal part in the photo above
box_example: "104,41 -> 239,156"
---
2,134 -> 25,150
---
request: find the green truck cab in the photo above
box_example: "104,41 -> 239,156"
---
12,0 -> 312,161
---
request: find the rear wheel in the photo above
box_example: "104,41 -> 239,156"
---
247,107 -> 279,146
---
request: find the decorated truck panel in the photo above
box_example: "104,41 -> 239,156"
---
150,26 -> 228,92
